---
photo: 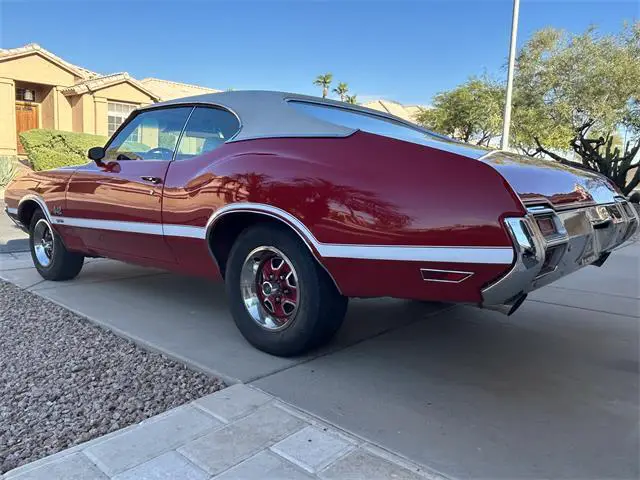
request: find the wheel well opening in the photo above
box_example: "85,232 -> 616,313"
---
18,201 -> 40,228
209,213 -> 285,278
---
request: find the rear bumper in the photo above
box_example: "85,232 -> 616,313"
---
481,198 -> 639,313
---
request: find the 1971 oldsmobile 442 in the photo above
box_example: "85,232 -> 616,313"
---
4,91 -> 639,356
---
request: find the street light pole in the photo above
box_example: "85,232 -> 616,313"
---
501,0 -> 520,151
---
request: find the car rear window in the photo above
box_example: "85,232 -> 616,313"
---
287,100 -> 449,144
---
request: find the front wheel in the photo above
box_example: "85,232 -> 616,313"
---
225,224 -> 348,356
29,210 -> 84,281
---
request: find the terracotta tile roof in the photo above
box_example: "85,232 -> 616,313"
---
61,72 -> 160,101
140,78 -> 221,101
0,43 -> 99,79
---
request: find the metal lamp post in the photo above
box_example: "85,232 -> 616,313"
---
501,0 -> 521,151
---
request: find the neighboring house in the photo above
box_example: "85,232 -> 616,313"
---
0,44 -> 220,156
362,99 -> 426,124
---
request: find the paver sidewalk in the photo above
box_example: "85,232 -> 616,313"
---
3,385 -> 445,480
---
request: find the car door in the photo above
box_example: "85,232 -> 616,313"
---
64,106 -> 193,263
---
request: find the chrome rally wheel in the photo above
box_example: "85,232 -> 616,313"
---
29,209 -> 84,281
32,218 -> 54,267
225,224 -> 349,357
241,247 -> 299,331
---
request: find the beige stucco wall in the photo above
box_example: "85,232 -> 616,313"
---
94,96 -> 108,136
0,53 -> 79,87
71,94 -> 96,134
0,77 -> 17,155
56,88 -> 73,132
97,82 -> 155,104
40,86 -> 55,129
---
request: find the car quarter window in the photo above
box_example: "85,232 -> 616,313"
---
287,100 -> 451,145
174,107 -> 240,160
104,107 -> 192,161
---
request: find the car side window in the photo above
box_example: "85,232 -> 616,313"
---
174,107 -> 240,160
104,107 -> 192,161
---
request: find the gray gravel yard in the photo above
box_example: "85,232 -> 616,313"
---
0,280 -> 224,474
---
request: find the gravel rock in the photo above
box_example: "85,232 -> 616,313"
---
0,280 -> 224,473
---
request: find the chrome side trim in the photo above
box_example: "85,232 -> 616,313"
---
206,203 -> 514,264
18,194 -> 52,222
420,268 -> 474,283
6,207 -> 18,215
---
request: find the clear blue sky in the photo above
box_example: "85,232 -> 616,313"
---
0,0 -> 637,105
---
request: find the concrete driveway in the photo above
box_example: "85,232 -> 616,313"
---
1,205 -> 638,479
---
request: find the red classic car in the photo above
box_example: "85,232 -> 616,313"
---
4,91 -> 639,355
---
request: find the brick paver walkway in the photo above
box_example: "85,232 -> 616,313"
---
3,385 -> 444,480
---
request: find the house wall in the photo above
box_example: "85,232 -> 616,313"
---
94,96 -> 108,136
97,83 -> 154,104
40,86 -> 56,129
56,89 -> 73,132
0,78 -> 17,155
0,53 -> 79,86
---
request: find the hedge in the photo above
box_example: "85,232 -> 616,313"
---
19,129 -> 108,171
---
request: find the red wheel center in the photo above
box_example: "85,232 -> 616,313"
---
256,255 -> 298,319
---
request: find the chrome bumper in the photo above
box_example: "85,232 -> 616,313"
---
481,198 -> 639,314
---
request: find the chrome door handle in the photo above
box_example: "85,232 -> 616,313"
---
141,176 -> 162,184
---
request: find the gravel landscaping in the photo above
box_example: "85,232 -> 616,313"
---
0,280 -> 224,474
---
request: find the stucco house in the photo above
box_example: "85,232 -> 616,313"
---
0,43 -> 427,158
0,44 -> 219,156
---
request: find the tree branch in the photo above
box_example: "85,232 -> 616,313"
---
533,137 -> 574,166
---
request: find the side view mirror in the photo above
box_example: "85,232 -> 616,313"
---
88,146 -> 105,164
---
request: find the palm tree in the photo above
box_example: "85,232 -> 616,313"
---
345,94 -> 358,105
332,82 -> 349,101
313,73 -> 333,98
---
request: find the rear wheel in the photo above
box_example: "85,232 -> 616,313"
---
225,224 -> 348,356
29,210 -> 84,281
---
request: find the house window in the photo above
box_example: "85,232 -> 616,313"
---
107,102 -> 138,138
16,88 -> 37,102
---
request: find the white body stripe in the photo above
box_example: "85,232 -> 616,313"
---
162,224 -> 206,239
16,197 -> 515,265
317,243 -> 513,264
52,216 -> 165,236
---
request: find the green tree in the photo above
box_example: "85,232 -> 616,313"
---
333,82 -> 349,101
345,94 -> 358,105
415,77 -> 504,146
313,73 -> 333,98
512,23 -> 640,194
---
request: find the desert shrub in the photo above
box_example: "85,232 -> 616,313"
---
0,156 -> 19,187
19,129 -> 108,171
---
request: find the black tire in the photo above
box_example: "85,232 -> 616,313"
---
29,209 -> 84,281
225,224 -> 348,356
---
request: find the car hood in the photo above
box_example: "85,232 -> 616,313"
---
481,151 -> 619,209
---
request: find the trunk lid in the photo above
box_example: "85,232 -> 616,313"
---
481,151 -> 619,209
